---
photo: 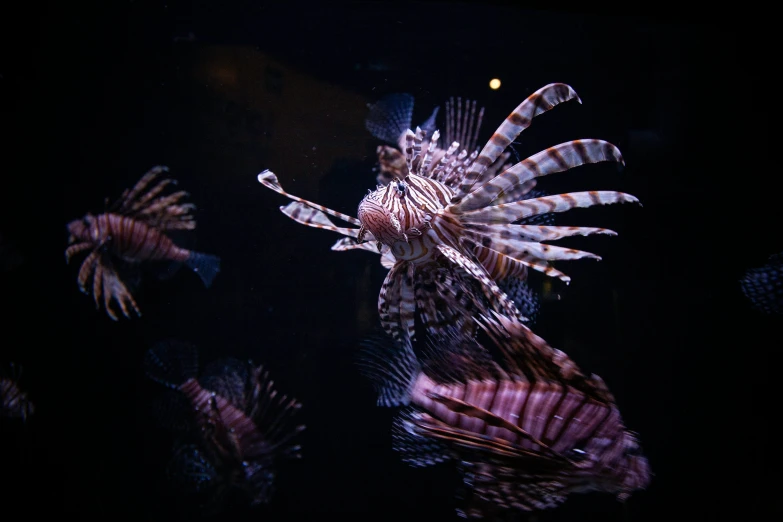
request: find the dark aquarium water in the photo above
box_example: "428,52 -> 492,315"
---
0,2 -> 775,521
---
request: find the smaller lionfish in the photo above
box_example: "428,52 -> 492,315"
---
144,341 -> 304,512
358,314 -> 651,518
0,363 -> 34,422
740,251 -> 782,314
259,83 -> 639,344
65,166 -> 220,320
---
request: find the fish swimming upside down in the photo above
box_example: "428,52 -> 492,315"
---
358,313 -> 651,518
259,83 -> 640,343
65,166 -> 221,320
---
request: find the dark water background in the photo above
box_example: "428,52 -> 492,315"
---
0,1 -> 775,520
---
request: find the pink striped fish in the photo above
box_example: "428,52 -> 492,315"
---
65,166 -> 220,320
259,83 -> 640,343
358,314 -> 651,517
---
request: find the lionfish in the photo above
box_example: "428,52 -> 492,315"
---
358,313 -> 651,517
740,250 -> 782,314
364,91 -> 557,324
0,363 -> 34,422
65,166 -> 221,320
144,341 -> 305,511
258,83 -> 639,342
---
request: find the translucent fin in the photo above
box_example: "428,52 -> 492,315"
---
356,331 -> 420,407
498,277 -> 541,326
392,409 -> 452,468
740,251 -> 783,314
185,251 -> 221,288
365,93 -> 415,145
144,340 -> 200,389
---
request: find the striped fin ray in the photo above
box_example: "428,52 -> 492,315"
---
112,165 -> 171,212
280,202 -> 363,238
257,170 -> 362,227
454,83 -> 581,200
436,244 -> 520,320
478,311 -> 615,403
465,223 -> 617,243
460,191 -> 640,225
454,139 -> 624,213
473,246 -> 529,281
378,264 -> 417,342
464,237 -> 571,282
245,364 -> 305,459
109,166 -> 198,230
465,232 -> 603,262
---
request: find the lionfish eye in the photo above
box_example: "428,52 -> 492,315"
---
396,181 -> 406,194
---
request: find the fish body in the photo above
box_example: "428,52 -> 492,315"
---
358,314 -> 651,517
68,212 -> 191,264
259,83 -> 640,342
65,166 -> 220,320
144,342 -> 304,509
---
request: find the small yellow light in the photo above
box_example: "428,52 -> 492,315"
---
489,78 -> 501,90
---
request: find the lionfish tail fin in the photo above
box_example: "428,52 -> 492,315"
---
186,251 -> 221,288
144,340 -> 199,389
356,331 -> 420,407
365,93 -> 416,146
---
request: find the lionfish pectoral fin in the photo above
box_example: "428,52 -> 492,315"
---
144,340 -> 200,389
356,330 -> 420,407
185,251 -> 221,288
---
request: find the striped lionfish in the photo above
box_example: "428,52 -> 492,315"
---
364,91 -> 557,324
0,363 -> 34,422
358,313 -> 651,517
740,250 -> 782,314
144,341 -> 305,511
258,83 -> 640,343
65,166 -> 221,320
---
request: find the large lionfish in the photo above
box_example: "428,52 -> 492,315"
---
144,341 -> 305,512
258,83 -> 639,343
0,363 -> 34,422
740,250 -> 782,314
364,91 -> 556,324
358,313 -> 651,518
65,166 -> 221,320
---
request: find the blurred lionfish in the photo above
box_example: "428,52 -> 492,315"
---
364,91 -> 557,324
0,363 -> 34,422
358,313 -> 651,517
258,83 -> 639,342
65,166 -> 221,320
144,341 -> 305,511
740,251 -> 782,314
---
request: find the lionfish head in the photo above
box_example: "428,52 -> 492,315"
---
357,181 -> 430,248
66,213 -> 96,243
